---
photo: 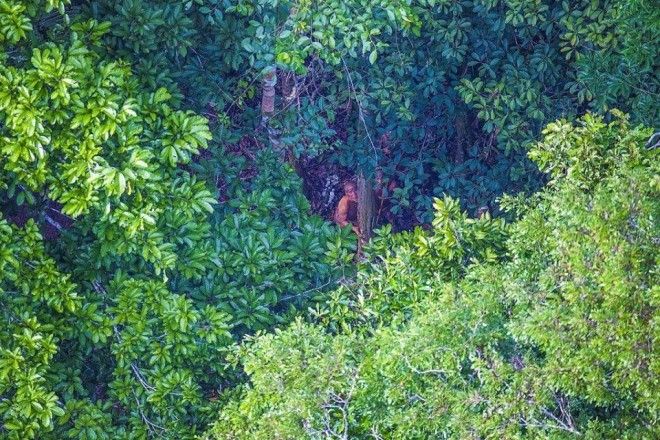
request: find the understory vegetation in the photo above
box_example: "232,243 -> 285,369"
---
211,114 -> 658,439
0,1 -> 658,439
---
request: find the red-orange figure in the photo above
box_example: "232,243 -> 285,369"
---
334,180 -> 360,237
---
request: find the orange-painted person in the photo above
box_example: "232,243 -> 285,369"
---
334,180 -> 360,237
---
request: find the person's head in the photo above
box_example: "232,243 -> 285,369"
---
343,180 -> 357,201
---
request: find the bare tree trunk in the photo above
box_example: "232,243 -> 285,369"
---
282,71 -> 297,106
261,67 -> 285,158
357,173 -> 375,243
261,68 -> 276,119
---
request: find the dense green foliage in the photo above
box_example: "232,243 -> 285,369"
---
209,114 -> 658,439
0,0 -> 657,439
0,2 -> 350,438
83,0 -> 659,218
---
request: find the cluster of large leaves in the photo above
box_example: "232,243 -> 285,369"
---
208,114 -> 658,439
0,219 -> 76,438
177,148 -> 357,334
0,217 -> 233,438
0,6 -> 226,437
0,16 -> 215,276
0,0 -> 69,45
0,4 -> 351,439
575,0 -> 659,127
